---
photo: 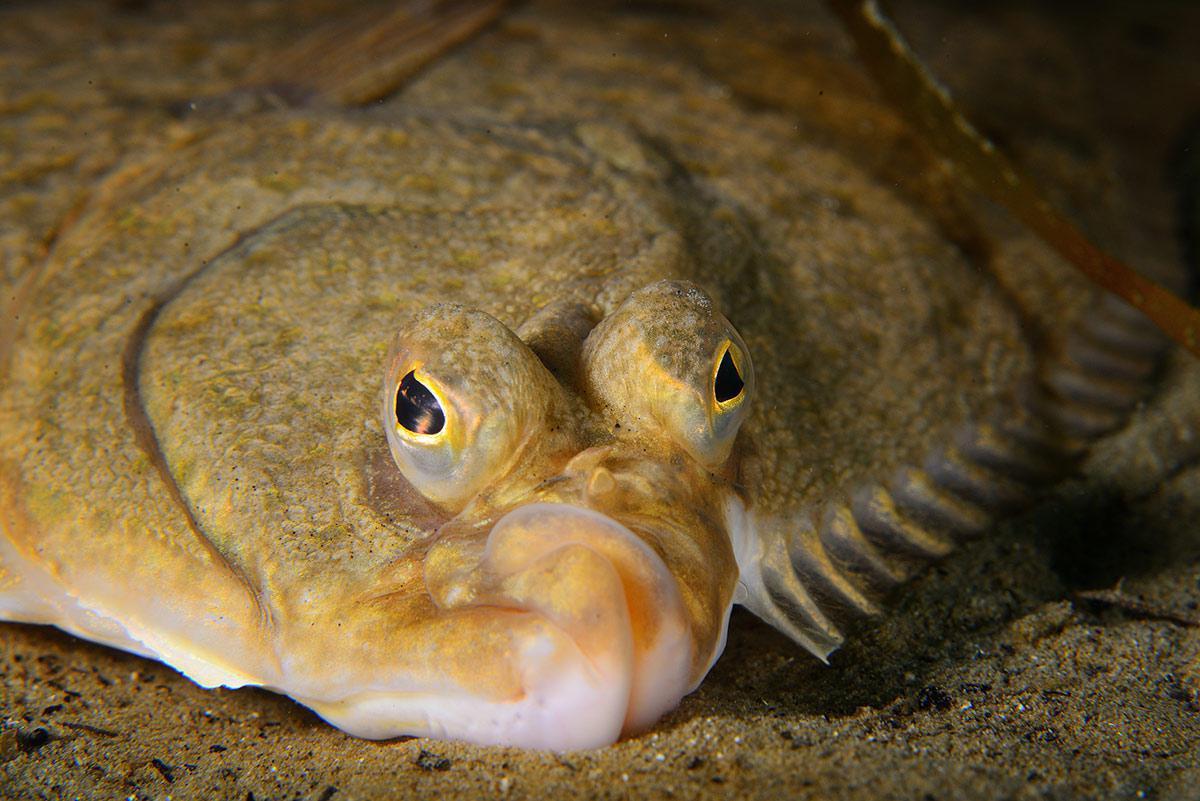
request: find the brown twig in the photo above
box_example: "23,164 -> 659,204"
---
825,0 -> 1200,358
1074,582 -> 1200,628
248,0 -> 509,107
60,721 -> 120,738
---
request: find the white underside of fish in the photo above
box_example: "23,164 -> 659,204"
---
0,503 -> 735,751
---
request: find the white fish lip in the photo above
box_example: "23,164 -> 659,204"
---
298,503 -> 697,750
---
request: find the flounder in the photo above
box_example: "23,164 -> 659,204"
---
0,0 -> 1183,750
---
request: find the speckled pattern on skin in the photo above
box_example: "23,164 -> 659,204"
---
2,0 -> 1045,745
2,0 -> 1200,796
0,0 -> 390,297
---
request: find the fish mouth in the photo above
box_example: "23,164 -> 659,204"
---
300,502 -> 701,750
478,503 -> 698,733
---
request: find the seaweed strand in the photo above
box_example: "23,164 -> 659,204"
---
825,0 -> 1200,358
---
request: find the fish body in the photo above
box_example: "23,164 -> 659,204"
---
0,1 -> 1167,749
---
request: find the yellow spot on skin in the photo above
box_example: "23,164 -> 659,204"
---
401,174 -> 437,192
257,172 -> 303,193
452,249 -> 481,267
115,208 -> 146,231
285,119 -> 312,139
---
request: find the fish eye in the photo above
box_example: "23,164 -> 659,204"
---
395,370 -> 446,437
713,343 -> 746,407
382,305 -> 569,510
581,280 -> 754,467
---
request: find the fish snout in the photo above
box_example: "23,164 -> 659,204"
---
423,502 -> 695,747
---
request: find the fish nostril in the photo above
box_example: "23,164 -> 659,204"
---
587,466 -> 617,500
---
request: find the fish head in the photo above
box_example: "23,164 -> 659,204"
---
376,279 -> 751,742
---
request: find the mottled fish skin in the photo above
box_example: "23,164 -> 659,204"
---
0,1 -> 1171,749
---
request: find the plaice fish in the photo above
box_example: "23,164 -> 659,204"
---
0,0 -> 1186,751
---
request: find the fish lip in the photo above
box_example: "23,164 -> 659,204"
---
481,503 -> 697,717
299,501 -> 698,749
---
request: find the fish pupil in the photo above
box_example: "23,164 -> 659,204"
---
396,371 -> 446,435
714,348 -> 744,403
